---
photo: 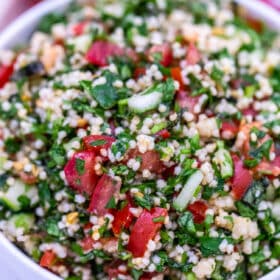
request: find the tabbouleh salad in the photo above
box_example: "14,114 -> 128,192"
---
0,0 -> 280,279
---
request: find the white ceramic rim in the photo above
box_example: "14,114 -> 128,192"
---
0,0 -> 279,279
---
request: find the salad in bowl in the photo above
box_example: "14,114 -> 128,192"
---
0,0 -> 280,279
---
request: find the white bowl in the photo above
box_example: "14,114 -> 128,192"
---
0,0 -> 279,279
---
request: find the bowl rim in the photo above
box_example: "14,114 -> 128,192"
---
0,0 -> 279,279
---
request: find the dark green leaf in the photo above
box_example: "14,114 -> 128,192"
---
75,158 -> 85,175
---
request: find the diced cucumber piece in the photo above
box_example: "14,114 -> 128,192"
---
0,180 -> 38,211
272,199 -> 280,221
68,34 -> 92,53
0,155 -> 7,171
8,213 -> 35,233
213,148 -> 233,179
173,170 -> 203,211
128,91 -> 162,113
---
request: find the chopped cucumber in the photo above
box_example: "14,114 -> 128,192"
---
272,199 -> 280,221
8,213 -> 35,233
173,170 -> 203,211
0,180 -> 38,211
128,91 -> 162,113
213,148 -> 233,179
68,34 -> 92,53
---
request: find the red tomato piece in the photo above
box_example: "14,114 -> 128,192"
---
72,21 -> 88,36
80,236 -> 95,252
0,64 -> 14,88
83,135 -> 115,159
88,174 -> 121,215
256,156 -> 280,177
126,149 -> 165,174
186,43 -> 201,65
231,154 -> 253,200
40,250 -> 57,269
221,121 -> 239,139
106,261 -> 128,279
64,150 -> 99,195
187,200 -> 208,223
127,207 -> 167,257
19,171 -> 37,185
176,90 -> 199,113
242,106 -> 258,118
170,67 -> 184,89
134,67 -> 146,79
86,40 -> 124,67
112,201 -> 133,235
148,43 -> 173,67
156,129 -> 171,139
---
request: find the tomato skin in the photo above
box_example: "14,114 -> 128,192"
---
127,207 -> 167,257
83,135 -> 115,159
40,250 -> 57,268
134,67 -> 146,79
242,106 -> 258,118
148,43 -> 173,67
256,156 -> 280,177
0,64 -> 14,88
221,121 -> 239,139
64,150 -> 99,195
187,200 -> 208,224
88,174 -> 121,215
186,43 -> 200,65
125,149 -> 164,174
231,154 -> 253,200
112,201 -> 133,235
156,129 -> 171,139
86,41 -> 123,66
176,90 -> 199,113
80,236 -> 95,252
170,67 -> 184,89
72,21 -> 88,36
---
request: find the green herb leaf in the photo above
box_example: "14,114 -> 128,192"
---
90,139 -> 107,147
178,212 -> 196,234
75,158 -> 85,175
199,237 -> 223,257
105,196 -> 117,209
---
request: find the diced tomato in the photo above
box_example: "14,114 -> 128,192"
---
134,67 -> 146,79
221,121 -> 239,139
19,171 -> 37,185
86,40 -> 124,67
83,222 -> 93,231
242,106 -> 258,118
162,164 -> 176,180
127,207 -> 167,257
176,90 -> 199,113
156,129 -> 171,139
39,250 -> 57,269
112,200 -> 133,235
170,67 -> 184,89
148,43 -> 173,67
187,200 -> 208,224
72,21 -> 88,36
106,261 -> 128,279
88,174 -> 121,215
80,236 -> 95,252
0,64 -> 14,88
125,149 -> 165,174
256,156 -> 280,177
186,43 -> 200,65
231,154 -> 253,200
64,150 -> 99,195
83,135 -> 115,159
